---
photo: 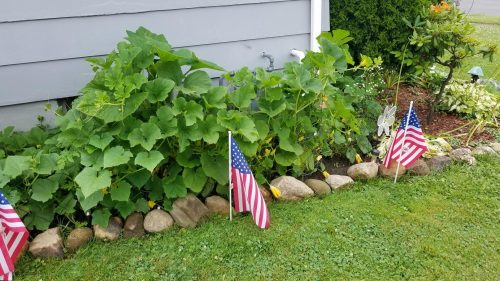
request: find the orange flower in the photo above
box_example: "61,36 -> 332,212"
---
431,4 -> 442,13
440,1 -> 451,10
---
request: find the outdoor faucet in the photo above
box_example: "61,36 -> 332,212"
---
262,52 -> 275,72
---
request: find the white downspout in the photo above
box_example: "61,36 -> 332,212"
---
310,0 -> 322,52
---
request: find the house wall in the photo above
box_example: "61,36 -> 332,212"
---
0,0 -> 329,130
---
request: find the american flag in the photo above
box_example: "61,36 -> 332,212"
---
383,107 -> 428,169
0,192 -> 28,281
230,137 -> 270,229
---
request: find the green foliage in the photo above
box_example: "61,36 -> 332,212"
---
0,27 -> 382,231
440,81 -> 499,119
329,0 -> 435,66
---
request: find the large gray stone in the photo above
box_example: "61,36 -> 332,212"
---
144,209 -> 174,233
93,217 -> 122,241
124,213 -> 145,238
205,196 -> 232,216
450,148 -> 476,166
29,227 -> 64,258
347,162 -> 378,180
408,159 -> 430,176
489,142 -> 500,153
66,227 -> 93,253
378,160 -> 406,178
304,179 -> 331,196
427,156 -> 452,172
472,146 -> 497,156
170,194 -> 210,228
270,176 -> 314,201
325,175 -> 354,190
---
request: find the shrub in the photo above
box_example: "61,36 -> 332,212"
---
440,81 -> 499,119
329,0 -> 435,66
0,28 -> 382,230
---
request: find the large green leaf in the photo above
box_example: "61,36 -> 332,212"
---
92,208 -> 111,228
258,98 -> 287,118
155,106 -> 178,137
198,115 -> 223,144
284,62 -> 322,93
171,98 -> 204,126
55,194 -> 77,215
76,189 -> 104,211
115,201 -> 136,218
89,133 -> 114,150
163,175 -> 187,199
110,181 -> 132,201
145,78 -> 175,103
182,167 -> 207,193
135,198 -> 150,213
217,110 -> 259,142
146,176 -> 164,201
181,71 -> 212,95
278,129 -> 304,155
274,149 -> 297,166
24,201 -> 54,230
135,150 -> 164,172
127,122 -> 162,151
3,156 -> 31,178
228,84 -> 256,108
33,154 -> 57,175
175,150 -> 200,168
75,167 -> 112,198
0,173 -> 10,189
201,152 -> 228,185
203,86 -> 227,109
31,178 -> 59,203
103,146 -> 133,168
156,61 -> 183,85
126,169 -> 151,188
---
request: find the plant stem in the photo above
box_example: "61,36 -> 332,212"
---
427,66 -> 454,124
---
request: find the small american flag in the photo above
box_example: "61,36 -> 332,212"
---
383,107 -> 428,169
0,192 -> 28,281
230,137 -> 270,229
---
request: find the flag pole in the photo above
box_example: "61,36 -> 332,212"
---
228,131 -> 233,221
394,101 -> 413,184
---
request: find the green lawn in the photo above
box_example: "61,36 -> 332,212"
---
16,156 -> 500,280
454,15 -> 500,81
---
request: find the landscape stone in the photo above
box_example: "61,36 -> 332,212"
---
259,187 -> 272,203
378,160 -> 406,178
29,227 -> 64,258
472,146 -> 497,156
408,159 -> 430,176
205,195 -> 232,215
489,142 -> 500,153
124,213 -> 145,238
450,148 -> 477,166
347,162 -> 378,180
427,156 -> 452,172
66,227 -> 93,253
325,175 -> 354,190
304,179 -> 331,196
93,217 -> 122,241
144,209 -> 174,233
170,194 -> 210,228
270,176 -> 314,201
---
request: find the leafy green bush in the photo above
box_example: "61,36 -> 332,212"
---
0,28 -> 382,230
329,0 -> 435,66
440,81 -> 499,119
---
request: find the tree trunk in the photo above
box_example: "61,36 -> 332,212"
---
427,67 -> 454,124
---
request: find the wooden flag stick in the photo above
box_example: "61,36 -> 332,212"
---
228,131 -> 233,221
394,101 -> 413,184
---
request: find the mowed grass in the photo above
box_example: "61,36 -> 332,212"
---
15,156 -> 500,281
454,15 -> 500,81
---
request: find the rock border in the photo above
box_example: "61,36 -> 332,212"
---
28,143 -> 498,258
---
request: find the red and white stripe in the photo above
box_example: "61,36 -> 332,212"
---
0,203 -> 29,280
383,126 -> 427,169
231,169 -> 270,229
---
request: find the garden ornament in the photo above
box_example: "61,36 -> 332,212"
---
377,105 -> 397,137
468,66 -> 484,83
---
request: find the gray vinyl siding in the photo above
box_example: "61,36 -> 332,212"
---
0,0 -> 329,128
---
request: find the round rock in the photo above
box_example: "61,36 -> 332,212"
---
489,142 -> 500,153
304,179 -> 331,196
408,159 -> 430,176
124,212 -> 145,238
325,175 -> 354,190
472,146 -> 497,156
144,209 -> 174,233
347,162 -> 378,180
169,194 -> 210,228
426,156 -> 452,172
378,160 -> 406,178
450,148 -> 476,166
66,227 -> 93,253
93,217 -> 122,241
270,176 -> 314,201
29,227 -> 64,258
205,196 -> 232,215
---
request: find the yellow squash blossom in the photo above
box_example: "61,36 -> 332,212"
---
264,148 -> 271,156
148,200 -> 156,209
270,186 -> 281,198
355,154 -> 363,164
322,170 -> 330,178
